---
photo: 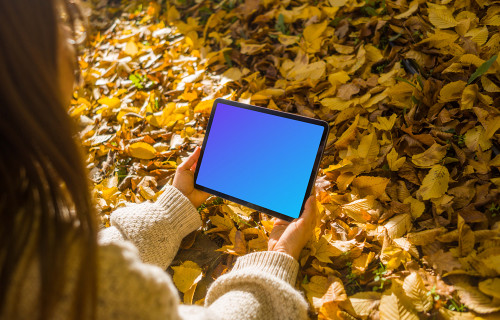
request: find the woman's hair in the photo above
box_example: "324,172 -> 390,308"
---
0,0 -> 97,319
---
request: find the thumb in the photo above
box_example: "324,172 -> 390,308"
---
178,146 -> 201,170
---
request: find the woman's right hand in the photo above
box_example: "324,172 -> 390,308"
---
268,194 -> 317,261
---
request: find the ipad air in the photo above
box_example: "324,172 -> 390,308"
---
193,99 -> 329,221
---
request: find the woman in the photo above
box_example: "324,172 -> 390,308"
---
0,0 -> 317,319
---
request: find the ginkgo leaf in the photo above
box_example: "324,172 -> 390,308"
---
403,272 -> 433,312
417,165 -> 450,200
172,260 -> 203,293
129,142 -> 157,160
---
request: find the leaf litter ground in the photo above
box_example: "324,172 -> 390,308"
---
72,0 -> 500,318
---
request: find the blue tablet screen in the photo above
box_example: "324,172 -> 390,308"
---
195,102 -> 325,219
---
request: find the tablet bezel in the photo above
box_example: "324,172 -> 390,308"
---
193,98 -> 329,222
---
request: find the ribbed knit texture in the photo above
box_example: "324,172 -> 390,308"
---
2,185 -> 309,320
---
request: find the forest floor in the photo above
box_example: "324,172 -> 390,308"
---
71,0 -> 500,318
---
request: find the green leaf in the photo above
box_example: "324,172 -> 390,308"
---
468,55 -> 497,84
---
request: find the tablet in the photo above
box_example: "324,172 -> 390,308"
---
193,99 -> 329,221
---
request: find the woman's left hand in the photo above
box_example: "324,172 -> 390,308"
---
173,146 -> 211,208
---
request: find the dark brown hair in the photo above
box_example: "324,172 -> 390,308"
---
0,0 -> 97,319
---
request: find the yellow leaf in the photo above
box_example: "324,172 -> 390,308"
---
221,67 -> 242,85
207,214 -> 234,233
124,40 -> 139,56
372,114 -> 397,131
365,44 -> 383,62
335,114 -> 359,148
240,42 -> 267,55
342,198 -> 374,223
381,244 -> 411,270
411,143 -> 447,167
312,234 -> 341,263
481,77 -> 500,93
387,148 -> 406,171
289,60 -> 326,81
251,88 -> 285,100
97,96 -> 121,108
320,97 -> 355,111
328,71 -> 350,86
129,142 -> 157,160
302,276 -> 329,308
343,292 -> 381,318
461,84 -> 478,110
383,213 -> 412,239
428,4 -> 458,29
453,278 -> 500,314
352,252 -> 376,275
320,276 -> 347,305
464,126 -> 492,151
464,26 -> 489,46
352,176 -> 390,198
402,272 -> 433,312
460,54 -> 485,67
379,290 -> 419,320
407,227 -> 447,246
417,165 -> 450,200
171,261 -> 202,293
357,132 -> 379,159
439,80 -> 467,102
304,20 -> 327,42
394,0 -> 419,19
403,196 -> 425,219
328,0 -> 347,6
193,99 -> 215,114
478,278 -> 500,299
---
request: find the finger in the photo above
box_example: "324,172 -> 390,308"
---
300,195 -> 317,226
273,218 -> 290,226
190,160 -> 198,171
178,146 -> 201,170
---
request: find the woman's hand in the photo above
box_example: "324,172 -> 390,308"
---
173,146 -> 211,208
268,194 -> 317,261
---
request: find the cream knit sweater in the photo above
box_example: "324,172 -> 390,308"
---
3,185 -> 309,320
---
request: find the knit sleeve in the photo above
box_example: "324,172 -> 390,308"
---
98,185 -> 202,269
183,251 -> 309,320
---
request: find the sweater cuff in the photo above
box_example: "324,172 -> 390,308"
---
232,251 -> 299,285
156,185 -> 202,239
